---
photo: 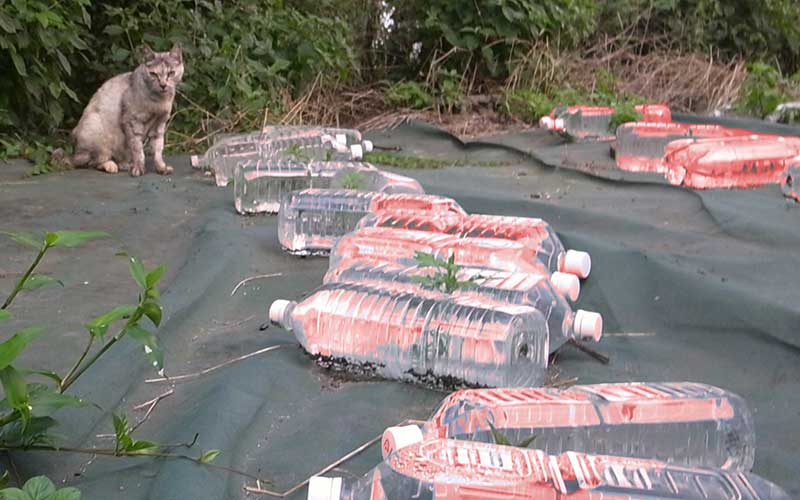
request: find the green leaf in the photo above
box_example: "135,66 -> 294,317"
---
199,449 -> 220,463
145,264 -> 166,289
0,470 -> 8,489
125,440 -> 158,454
413,251 -> 446,269
21,275 -> 63,291
0,310 -> 9,323
487,421 -> 511,446
29,389 -> 85,417
103,25 -> 125,36
0,231 -> 42,249
0,366 -> 29,413
128,257 -> 147,289
516,434 -> 537,448
10,50 -> 26,77
0,488 -> 31,500
0,327 -> 45,369
18,368 -> 61,386
44,231 -> 109,248
22,476 -> 55,500
124,324 -> 163,372
86,305 -> 137,338
50,488 -> 81,500
112,412 -> 129,443
141,302 -> 162,327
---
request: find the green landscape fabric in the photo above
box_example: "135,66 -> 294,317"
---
0,118 -> 798,499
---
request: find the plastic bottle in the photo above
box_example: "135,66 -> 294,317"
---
235,162 -> 423,215
663,135 -> 800,189
323,260 -> 602,349
381,382 -> 754,471
191,130 -> 363,186
356,211 -> 591,279
613,122 -> 754,173
278,190 -> 464,255
308,439 -> 788,500
328,227 -> 582,299
269,282 -> 551,388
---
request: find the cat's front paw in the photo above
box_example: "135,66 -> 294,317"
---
155,164 -> 174,175
131,165 -> 145,177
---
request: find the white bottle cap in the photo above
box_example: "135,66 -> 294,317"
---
269,300 -> 291,324
574,310 -> 603,341
554,118 -> 565,130
561,250 -> 591,279
539,116 -> 553,128
550,272 -> 580,302
381,425 -> 424,459
307,476 -> 342,500
190,155 -> 199,168
362,140 -> 374,153
350,144 -> 363,160
335,133 -> 348,146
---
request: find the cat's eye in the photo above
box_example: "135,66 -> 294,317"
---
167,71 -> 175,77
149,72 -> 158,77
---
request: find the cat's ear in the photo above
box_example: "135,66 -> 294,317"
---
169,43 -> 182,62
141,44 -> 156,63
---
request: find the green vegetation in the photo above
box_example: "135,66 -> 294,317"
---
1,0 -> 799,163
0,230 -> 219,493
364,152 -> 511,169
411,251 -> 482,294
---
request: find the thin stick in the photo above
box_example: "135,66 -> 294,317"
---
145,344 -> 294,384
242,419 -> 426,497
546,376 -> 579,388
97,389 -> 176,438
230,273 -> 283,297
567,339 -> 610,364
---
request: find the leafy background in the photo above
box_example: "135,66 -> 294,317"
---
0,0 -> 799,159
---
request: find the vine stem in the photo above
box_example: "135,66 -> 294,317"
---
59,336 -> 94,393
0,444 -> 269,484
2,245 -> 47,310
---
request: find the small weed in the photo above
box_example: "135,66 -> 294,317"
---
283,143 -> 311,162
608,101 -> 643,132
411,251 -> 482,294
364,152 -> 510,169
487,421 -> 537,448
341,170 -> 366,190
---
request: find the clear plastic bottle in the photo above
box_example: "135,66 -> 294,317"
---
234,162 -> 405,215
381,382 -> 755,471
328,227 -> 567,293
277,190 -> 464,255
308,439 -> 789,500
191,130 -> 363,186
268,282 -> 551,388
561,106 -> 616,140
323,261 -> 602,349
354,212 -> 592,279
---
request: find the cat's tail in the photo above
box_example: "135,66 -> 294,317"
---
51,148 -> 91,169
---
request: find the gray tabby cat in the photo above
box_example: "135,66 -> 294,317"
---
53,44 -> 183,176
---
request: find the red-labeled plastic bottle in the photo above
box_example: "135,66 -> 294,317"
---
356,211 -> 592,279
308,439 -> 788,500
381,382 -> 754,471
269,282 -> 552,388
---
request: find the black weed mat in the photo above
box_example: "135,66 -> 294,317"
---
0,117 -> 798,498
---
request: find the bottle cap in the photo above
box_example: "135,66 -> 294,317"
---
539,116 -> 553,128
362,140 -> 374,153
550,272 -> 580,302
269,300 -> 291,324
381,425 -> 424,459
350,144 -> 363,160
554,118 -> 565,130
307,476 -> 342,500
335,133 -> 348,146
190,155 -> 199,168
561,250 -> 591,279
574,310 -> 603,341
